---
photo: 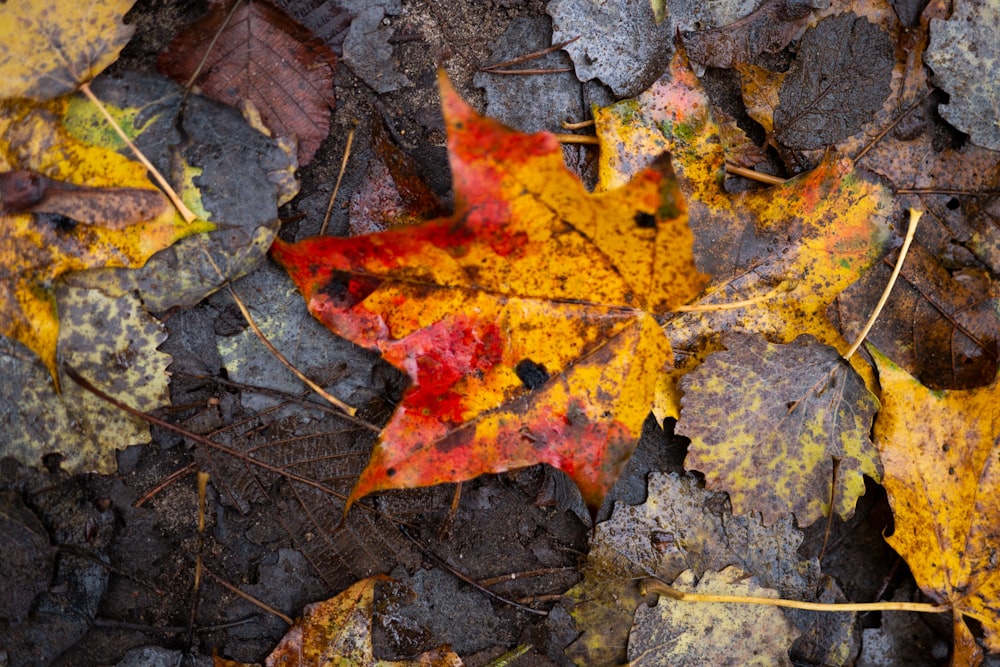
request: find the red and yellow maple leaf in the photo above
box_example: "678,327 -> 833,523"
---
271,72 -> 707,513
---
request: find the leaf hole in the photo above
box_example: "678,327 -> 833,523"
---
515,359 -> 550,390
946,197 -> 960,210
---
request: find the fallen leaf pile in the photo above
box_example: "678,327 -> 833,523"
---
4,0 -> 1000,664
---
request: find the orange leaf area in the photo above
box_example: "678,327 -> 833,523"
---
271,73 -> 707,513
217,576 -> 462,667
873,349 -> 1000,665
157,0 -> 336,166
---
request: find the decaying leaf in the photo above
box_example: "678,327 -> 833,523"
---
925,0 -> 1000,151
220,576 -> 463,666
592,47 -> 893,420
873,349 -> 1000,665
272,72 -> 707,513
562,472 -> 855,666
679,333 -> 881,526
0,95 -> 211,384
0,286 -> 171,474
628,567 -> 799,666
158,0 -> 337,165
773,13 -> 895,150
62,70 -> 298,313
830,244 -> 1000,390
682,0 -> 824,69
0,0 -> 136,101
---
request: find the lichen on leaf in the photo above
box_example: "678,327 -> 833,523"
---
271,72 -> 707,513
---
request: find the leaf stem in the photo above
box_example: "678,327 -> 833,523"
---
644,580 -> 948,614
320,121 -> 356,236
843,208 -> 922,361
79,82 -> 198,223
555,133 -> 599,145
724,162 -> 787,186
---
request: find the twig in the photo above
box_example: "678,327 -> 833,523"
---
79,82 -> 197,223
134,461 -> 198,507
561,119 -> 594,130
320,121 -> 357,236
202,565 -> 293,625
554,134 -> 599,145
479,37 -> 580,72
643,580 -> 948,614
724,163 -> 786,186
484,68 -> 572,75
843,208 -> 922,360
182,0 -> 242,90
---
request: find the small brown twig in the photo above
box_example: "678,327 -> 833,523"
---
724,163 -> 787,186
320,121 -> 357,236
202,565 -> 293,625
479,36 -> 580,73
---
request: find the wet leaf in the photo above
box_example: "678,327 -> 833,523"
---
0,95 -> 211,384
679,333 -> 880,526
562,472 -> 855,666
773,13 -> 894,150
272,73 -> 707,513
225,576 -> 463,666
348,116 -> 445,235
0,287 -> 171,474
873,349 -> 1000,665
0,0 -> 135,101
628,567 -> 799,666
593,47 -> 893,419
830,244 -> 1000,390
682,0 -> 825,69
735,62 -> 785,136
925,1 -> 1000,150
158,0 -> 337,165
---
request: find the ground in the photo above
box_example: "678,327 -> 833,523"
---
0,0 -> 969,665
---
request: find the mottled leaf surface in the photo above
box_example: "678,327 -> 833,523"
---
272,73 -> 707,513
562,473 -> 855,666
680,333 -> 881,526
873,349 -> 1000,664
925,1 -> 1000,150
0,0 -> 135,100
628,567 -> 799,666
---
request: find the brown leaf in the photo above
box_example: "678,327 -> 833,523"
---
157,0 -> 337,166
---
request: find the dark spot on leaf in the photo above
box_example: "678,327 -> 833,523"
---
40,212 -> 78,233
946,197 -> 960,210
386,467 -> 396,477
42,452 -> 64,473
515,358 -> 549,390
634,211 -> 656,228
321,270 -> 382,309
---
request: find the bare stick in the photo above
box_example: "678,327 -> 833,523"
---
225,284 -> 358,416
479,36 -> 580,72
203,566 -> 293,625
484,68 -> 573,75
79,82 -> 198,223
725,163 -> 786,186
843,208 -> 922,361
320,122 -> 356,236
555,134 -> 599,145
561,119 -> 594,130
643,580 -> 948,614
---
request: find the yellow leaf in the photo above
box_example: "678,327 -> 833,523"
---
0,96 -> 210,385
873,348 -> 1000,664
0,0 -> 136,101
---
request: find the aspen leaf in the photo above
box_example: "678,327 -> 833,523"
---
271,72 -> 707,513
0,0 -> 136,101
873,349 -> 1000,665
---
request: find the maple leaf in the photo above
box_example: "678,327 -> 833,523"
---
158,0 -> 337,166
592,46 -> 893,420
271,72 -> 707,513
872,349 -> 1000,666
678,333 -> 881,526
0,96 -> 211,386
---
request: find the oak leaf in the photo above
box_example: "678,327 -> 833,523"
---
271,73 -> 707,513
873,349 -> 1000,666
158,0 -> 337,166
0,0 -> 135,101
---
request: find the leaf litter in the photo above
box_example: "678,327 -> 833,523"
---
1,3 -> 991,662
